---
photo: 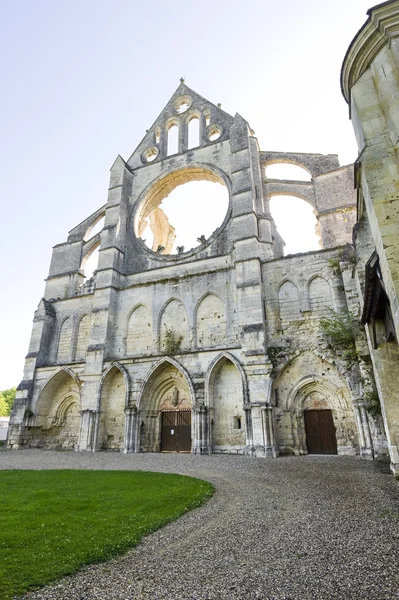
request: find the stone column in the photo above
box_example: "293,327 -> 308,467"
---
123,406 -> 138,454
354,403 -> 366,448
354,400 -> 374,459
360,403 -> 374,459
244,404 -> 254,454
192,405 -> 210,455
250,403 -> 277,457
77,409 -> 98,452
263,404 -> 277,458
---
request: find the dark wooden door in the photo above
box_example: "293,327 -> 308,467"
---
304,409 -> 337,455
161,410 -> 191,452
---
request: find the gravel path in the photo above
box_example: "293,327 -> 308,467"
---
1,450 -> 399,600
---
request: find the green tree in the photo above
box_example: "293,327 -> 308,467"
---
319,309 -> 361,362
0,387 -> 16,416
0,394 -> 8,417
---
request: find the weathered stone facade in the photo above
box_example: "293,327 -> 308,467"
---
341,0 -> 399,474
8,74 -> 387,461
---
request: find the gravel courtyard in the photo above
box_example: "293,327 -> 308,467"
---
1,450 -> 399,600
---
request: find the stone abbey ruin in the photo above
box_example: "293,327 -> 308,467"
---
8,1 -> 399,475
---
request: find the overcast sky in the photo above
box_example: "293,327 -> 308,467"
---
0,0 -> 372,389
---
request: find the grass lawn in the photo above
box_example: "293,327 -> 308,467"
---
0,470 -> 213,599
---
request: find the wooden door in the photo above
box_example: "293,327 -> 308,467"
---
304,409 -> 337,455
161,410 -> 191,452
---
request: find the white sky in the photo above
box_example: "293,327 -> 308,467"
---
0,0 -> 372,389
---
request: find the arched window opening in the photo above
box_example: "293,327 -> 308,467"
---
188,117 -> 200,149
155,128 -> 161,144
270,195 -> 320,255
266,163 -> 311,181
160,300 -> 188,351
167,124 -> 179,156
204,111 -> 210,127
84,215 -> 105,241
197,294 -> 226,347
127,305 -> 152,354
309,277 -> 333,316
81,243 -> 100,279
278,281 -> 301,322
140,178 -> 229,255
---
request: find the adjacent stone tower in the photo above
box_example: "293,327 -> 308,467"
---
341,0 -> 399,474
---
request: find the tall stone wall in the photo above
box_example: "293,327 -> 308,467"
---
341,0 -> 399,474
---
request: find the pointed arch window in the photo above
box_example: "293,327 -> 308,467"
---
278,281 -> 301,322
309,277 -> 333,316
167,124 -> 179,156
188,117 -> 200,149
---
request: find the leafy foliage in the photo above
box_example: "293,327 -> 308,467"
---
0,388 -> 16,416
163,326 -> 183,355
0,395 -> 8,416
319,309 -> 361,362
328,258 -> 341,274
0,470 -> 213,599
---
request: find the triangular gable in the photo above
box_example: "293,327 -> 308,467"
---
127,79 -> 237,168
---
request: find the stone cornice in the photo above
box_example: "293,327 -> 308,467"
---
341,1 -> 399,103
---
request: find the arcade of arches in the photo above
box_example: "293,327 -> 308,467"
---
24,351 -> 365,458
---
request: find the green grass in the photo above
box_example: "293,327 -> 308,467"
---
0,470 -> 213,599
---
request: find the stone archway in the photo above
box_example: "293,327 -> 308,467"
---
33,369 -> 81,449
207,355 -> 246,454
273,352 -> 359,457
290,380 -> 356,456
98,366 -> 127,450
138,360 -> 194,452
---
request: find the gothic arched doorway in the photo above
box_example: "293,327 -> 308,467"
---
138,360 -> 194,453
301,390 -> 338,455
304,408 -> 337,455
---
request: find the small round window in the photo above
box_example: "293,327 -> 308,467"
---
175,96 -> 192,114
208,126 -> 222,141
143,147 -> 159,163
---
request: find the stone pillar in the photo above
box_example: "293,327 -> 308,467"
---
354,403 -> 366,448
244,405 -> 254,453
192,405 -> 210,455
360,403 -> 373,459
250,402 -> 277,457
263,404 -> 277,458
123,406 -> 138,454
354,400 -> 374,459
77,409 -> 98,452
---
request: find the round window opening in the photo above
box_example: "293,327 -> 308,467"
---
175,96 -> 192,114
136,169 -> 229,255
208,126 -> 221,141
143,147 -> 159,163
